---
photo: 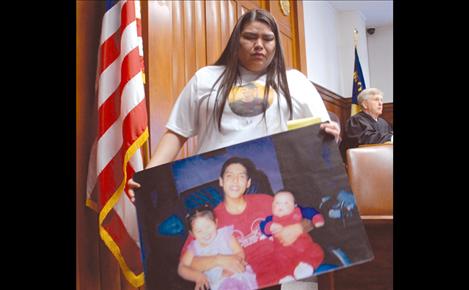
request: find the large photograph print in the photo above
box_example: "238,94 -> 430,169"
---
134,123 -> 373,290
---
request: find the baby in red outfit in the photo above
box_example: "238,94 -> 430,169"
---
260,190 -> 325,284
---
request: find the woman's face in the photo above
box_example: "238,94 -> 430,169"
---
238,20 -> 276,73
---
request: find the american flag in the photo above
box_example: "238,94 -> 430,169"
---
85,0 -> 148,287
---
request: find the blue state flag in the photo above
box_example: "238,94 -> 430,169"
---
351,47 -> 366,116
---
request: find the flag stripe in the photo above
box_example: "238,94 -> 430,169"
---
98,48 -> 143,138
98,20 -> 140,107
97,99 -> 145,204
119,0 -> 136,37
100,1 -> 122,44
97,118 -> 123,175
122,99 -> 147,144
96,103 -> 146,207
96,83 -> 145,178
121,72 -> 145,116
98,147 -> 125,206
98,0 -> 137,75
99,31 -> 121,75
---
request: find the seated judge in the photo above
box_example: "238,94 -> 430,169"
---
343,88 -> 393,151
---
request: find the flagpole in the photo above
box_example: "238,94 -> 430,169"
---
351,28 -> 364,117
353,28 -> 359,48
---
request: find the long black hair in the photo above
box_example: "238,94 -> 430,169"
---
210,9 -> 293,131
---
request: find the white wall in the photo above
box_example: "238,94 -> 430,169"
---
367,25 -> 393,103
337,10 -> 370,98
303,1 -> 341,95
302,1 -> 392,103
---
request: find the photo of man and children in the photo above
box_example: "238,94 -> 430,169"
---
134,124 -> 373,290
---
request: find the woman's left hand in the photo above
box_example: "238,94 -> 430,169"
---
320,121 -> 341,143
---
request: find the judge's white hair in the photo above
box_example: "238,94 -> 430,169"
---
358,88 -> 383,108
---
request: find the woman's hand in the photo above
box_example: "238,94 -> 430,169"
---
320,121 -> 341,143
127,178 -> 141,202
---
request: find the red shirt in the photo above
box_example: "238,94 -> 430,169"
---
215,194 -> 276,286
214,194 -> 274,265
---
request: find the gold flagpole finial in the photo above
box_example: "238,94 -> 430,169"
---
353,28 -> 359,47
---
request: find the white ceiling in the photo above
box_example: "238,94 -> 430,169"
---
328,0 -> 393,28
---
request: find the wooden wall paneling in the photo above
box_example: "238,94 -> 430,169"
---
237,0 -> 263,15
267,0 -> 309,74
293,0 -> 308,75
171,0 -> 189,160
268,0 -> 292,35
382,103 -> 393,128
279,32 -> 293,69
76,1 -> 106,290
181,0 -> 207,157
220,0 -> 237,48
205,0 -> 239,65
172,0 -> 186,99
146,1 -> 176,155
141,0 -> 151,166
146,1 -> 210,160
205,1 -> 223,65
268,0 -> 293,69
193,1 -> 207,71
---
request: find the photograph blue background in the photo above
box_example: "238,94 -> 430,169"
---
171,136 -> 284,195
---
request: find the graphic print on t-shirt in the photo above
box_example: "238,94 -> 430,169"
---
231,217 -> 268,248
228,81 -> 276,117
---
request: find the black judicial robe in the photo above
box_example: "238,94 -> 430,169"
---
343,111 -> 393,150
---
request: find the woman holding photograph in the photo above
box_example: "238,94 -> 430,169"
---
130,8 -> 339,289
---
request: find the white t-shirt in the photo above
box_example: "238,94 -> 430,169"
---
167,65 -> 330,154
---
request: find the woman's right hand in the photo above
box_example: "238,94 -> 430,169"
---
127,178 -> 141,202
